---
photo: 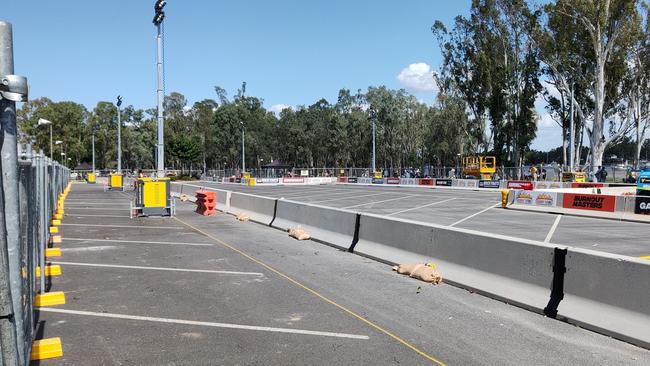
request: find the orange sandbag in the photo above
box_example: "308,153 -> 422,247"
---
288,226 -> 311,240
236,213 -> 250,221
392,263 -> 442,284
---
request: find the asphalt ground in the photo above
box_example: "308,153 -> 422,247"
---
33,183 -> 650,365
179,182 -> 650,258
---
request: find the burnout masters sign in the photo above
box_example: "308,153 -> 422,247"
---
562,193 -> 615,212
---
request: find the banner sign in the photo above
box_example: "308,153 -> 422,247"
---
282,177 -> 305,184
507,180 -> 533,190
235,178 -> 242,184
478,180 -> 500,189
347,177 -> 358,183
419,178 -> 434,186
634,195 -> 650,215
435,179 -> 452,186
372,178 -> 384,184
563,193 -> 615,212
534,181 -> 564,189
454,179 -> 478,188
338,177 -> 349,183
571,182 -> 604,188
257,178 -> 279,184
514,190 -> 557,206
399,178 -> 417,185
387,177 -> 400,185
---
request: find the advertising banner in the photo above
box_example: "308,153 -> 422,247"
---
534,181 -> 564,189
514,190 -> 557,207
507,180 -> 533,190
562,193 -> 615,212
399,178 -> 417,185
634,194 -> 650,215
235,178 -> 242,184
419,178 -> 434,186
257,178 -> 279,184
338,177 -> 349,183
372,178 -> 384,184
478,180 -> 500,189
571,182 -> 604,188
386,177 -> 400,184
435,179 -> 452,186
358,177 -> 372,184
348,177 -> 358,183
282,177 -> 305,184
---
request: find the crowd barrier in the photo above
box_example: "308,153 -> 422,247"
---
173,182 -> 650,349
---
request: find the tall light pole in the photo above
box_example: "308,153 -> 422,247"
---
369,108 -> 377,173
92,128 -> 96,172
116,95 -> 122,172
55,140 -> 63,163
241,121 -> 245,173
153,0 -> 166,177
38,118 -> 53,160
569,81 -> 575,172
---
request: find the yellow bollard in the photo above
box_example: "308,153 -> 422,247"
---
501,189 -> 510,208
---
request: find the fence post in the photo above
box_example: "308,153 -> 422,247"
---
0,20 -> 26,365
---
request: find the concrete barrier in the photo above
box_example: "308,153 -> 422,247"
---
353,214 -> 556,312
228,192 -> 276,225
558,248 -> 650,348
271,200 -> 357,250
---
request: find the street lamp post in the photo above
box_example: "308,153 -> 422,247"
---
153,0 -> 166,177
369,108 -> 376,174
91,130 -> 96,172
37,118 -> 53,160
55,140 -> 63,163
241,121 -> 245,174
116,95 -> 122,172
569,81 -> 575,172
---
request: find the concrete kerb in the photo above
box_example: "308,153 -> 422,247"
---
271,199 -> 358,251
352,213 -> 557,313
558,248 -> 650,348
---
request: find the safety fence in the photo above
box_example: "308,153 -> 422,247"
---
0,144 -> 70,365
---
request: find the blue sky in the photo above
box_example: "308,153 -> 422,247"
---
4,0 -> 559,150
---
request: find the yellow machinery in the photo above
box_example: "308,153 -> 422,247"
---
248,178 -> 256,186
131,177 -> 173,217
373,171 -> 382,179
87,172 -> 96,184
462,156 -> 496,180
242,172 -> 251,179
561,172 -> 586,182
109,173 -> 123,191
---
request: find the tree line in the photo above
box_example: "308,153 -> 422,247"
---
16,0 -> 650,173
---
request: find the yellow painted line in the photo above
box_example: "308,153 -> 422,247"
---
640,256 -> 650,260
31,337 -> 63,360
173,216 -> 446,366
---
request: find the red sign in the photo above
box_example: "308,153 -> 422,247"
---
282,177 -> 305,184
386,177 -> 400,184
562,193 -> 615,212
419,178 -> 434,186
507,181 -> 533,190
338,177 -> 349,183
571,182 -> 604,188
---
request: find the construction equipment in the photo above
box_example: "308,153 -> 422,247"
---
462,156 -> 496,180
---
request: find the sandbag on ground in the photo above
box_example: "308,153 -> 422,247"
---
288,226 -> 311,240
392,263 -> 442,284
236,213 -> 250,221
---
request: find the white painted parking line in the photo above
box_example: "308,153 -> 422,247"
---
38,308 -> 369,340
387,198 -> 457,216
52,261 -> 264,276
64,238 -> 213,246
448,203 -> 500,227
64,207 -> 128,211
544,215 -> 563,243
59,223 -> 183,229
342,194 -> 418,209
309,192 -> 386,204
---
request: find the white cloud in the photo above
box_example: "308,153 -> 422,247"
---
396,63 -> 438,92
538,113 -> 557,128
268,104 -> 292,115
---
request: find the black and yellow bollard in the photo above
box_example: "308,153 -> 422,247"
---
501,189 -> 510,208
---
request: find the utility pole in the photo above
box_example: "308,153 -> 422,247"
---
369,108 -> 377,173
0,19 -> 29,365
569,81 -> 575,172
92,131 -> 96,172
154,0 -> 166,177
116,95 -> 122,172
